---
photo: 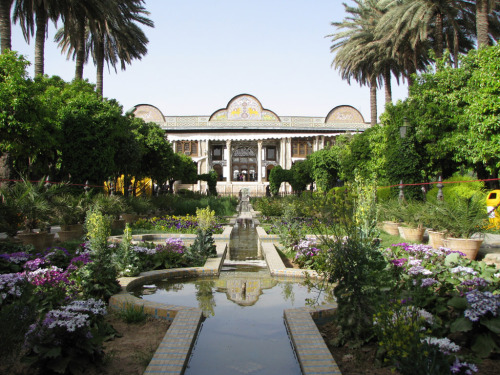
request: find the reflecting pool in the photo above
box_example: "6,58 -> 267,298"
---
133,266 -> 333,375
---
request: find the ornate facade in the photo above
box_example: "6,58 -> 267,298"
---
133,94 -> 369,195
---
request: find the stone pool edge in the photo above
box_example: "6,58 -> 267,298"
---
109,217 -> 341,375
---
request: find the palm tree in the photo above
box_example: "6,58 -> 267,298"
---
56,0 -> 152,95
476,0 -> 500,47
329,0 -> 402,124
89,0 -> 153,96
0,0 -> 15,53
57,0 -> 104,80
378,0 -> 475,62
13,0 -> 64,76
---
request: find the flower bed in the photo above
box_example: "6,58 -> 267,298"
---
131,214 -> 226,234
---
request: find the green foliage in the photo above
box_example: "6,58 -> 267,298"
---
380,103 -> 425,200
252,196 -> 285,216
131,119 -> 175,185
307,181 -> 388,347
426,174 -> 486,204
308,147 -> 340,192
117,304 -> 147,324
90,193 -> 126,219
373,302 -> 451,375
289,160 -> 313,192
0,177 -> 64,232
82,209 -> 120,301
114,225 -> 140,276
429,194 -> 489,238
268,165 -> 289,195
198,170 -> 218,195
151,194 -> 237,216
22,299 -> 113,375
459,46 -> 500,177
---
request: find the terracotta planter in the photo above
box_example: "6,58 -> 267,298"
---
382,221 -> 401,236
57,230 -> 82,242
399,226 -> 425,243
428,230 -> 446,249
17,232 -> 55,251
443,238 -> 483,260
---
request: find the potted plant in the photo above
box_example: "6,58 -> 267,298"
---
123,196 -> 154,223
1,178 -> 60,250
397,200 -> 427,242
378,199 -> 404,237
423,203 -> 448,249
52,194 -> 87,242
90,193 -> 127,230
433,194 -> 489,259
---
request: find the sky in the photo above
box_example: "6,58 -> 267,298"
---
10,0 -> 408,122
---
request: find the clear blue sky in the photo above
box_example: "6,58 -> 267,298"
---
10,0 -> 407,122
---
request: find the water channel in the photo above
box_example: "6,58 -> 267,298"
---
133,214 -> 331,374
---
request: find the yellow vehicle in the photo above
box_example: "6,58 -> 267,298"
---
486,190 -> 500,229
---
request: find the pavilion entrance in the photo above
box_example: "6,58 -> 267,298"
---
231,145 -> 257,182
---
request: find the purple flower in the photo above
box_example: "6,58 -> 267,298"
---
23,258 -> 46,271
450,358 -> 478,374
421,278 -> 438,287
390,258 -> 407,267
464,290 -> 500,322
0,252 -> 31,264
407,266 -> 432,276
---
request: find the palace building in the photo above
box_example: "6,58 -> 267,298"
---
132,94 -> 369,196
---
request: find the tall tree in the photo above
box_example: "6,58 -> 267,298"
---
476,0 -> 500,47
56,0 -> 152,95
13,0 -> 63,76
329,0 -> 401,124
0,0 -> 14,53
58,0 -> 104,80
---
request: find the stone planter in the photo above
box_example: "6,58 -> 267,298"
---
57,230 -> 82,242
112,219 -> 126,230
443,238 -> 483,260
69,223 -> 85,234
382,221 -> 401,237
17,232 -> 55,251
428,230 -> 446,249
399,226 -> 425,243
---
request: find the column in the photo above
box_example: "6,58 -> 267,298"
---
314,136 -> 319,152
226,139 -> 232,183
257,140 -> 263,183
280,138 -> 286,167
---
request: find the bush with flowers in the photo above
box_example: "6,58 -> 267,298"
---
0,240 -> 110,373
131,214 -> 225,234
372,242 -> 500,373
23,298 -> 115,374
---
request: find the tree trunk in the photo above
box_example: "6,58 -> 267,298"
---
0,0 -> 14,53
34,9 -> 47,77
454,29 -> 459,68
74,15 -> 86,80
383,66 -> 392,105
435,11 -> 444,60
370,76 -> 377,126
95,39 -> 104,96
476,0 -> 490,48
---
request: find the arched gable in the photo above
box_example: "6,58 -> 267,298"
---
209,94 -> 280,121
325,105 -> 365,124
133,104 -> 165,123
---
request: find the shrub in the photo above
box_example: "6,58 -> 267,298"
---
23,299 -> 113,374
81,209 -> 120,301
